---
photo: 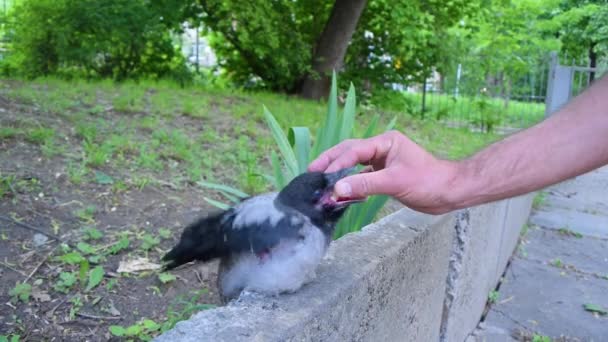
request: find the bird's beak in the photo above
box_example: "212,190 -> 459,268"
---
324,167 -> 357,186
322,167 -> 367,209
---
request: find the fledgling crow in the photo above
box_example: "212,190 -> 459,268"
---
161,167 -> 364,301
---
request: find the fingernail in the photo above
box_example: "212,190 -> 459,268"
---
335,181 -> 352,197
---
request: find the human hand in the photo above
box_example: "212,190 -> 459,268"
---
308,131 -> 460,214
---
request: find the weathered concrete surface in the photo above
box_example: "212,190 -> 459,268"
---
476,166 -> 608,341
496,194 -> 534,282
482,258 -> 608,341
523,228 -> 608,276
441,195 -> 533,342
154,209 -> 455,342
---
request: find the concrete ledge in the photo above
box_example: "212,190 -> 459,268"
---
155,210 -> 455,342
154,195 -> 534,342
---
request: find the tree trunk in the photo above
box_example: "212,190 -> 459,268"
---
299,0 -> 368,100
589,43 -> 597,84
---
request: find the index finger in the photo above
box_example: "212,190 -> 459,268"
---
307,140 -> 357,172
310,132 -> 394,173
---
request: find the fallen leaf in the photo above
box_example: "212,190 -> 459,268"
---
116,257 -> 161,273
31,288 -> 51,302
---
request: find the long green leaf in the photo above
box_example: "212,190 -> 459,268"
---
338,83 -> 357,141
288,127 -> 312,174
203,197 -> 231,211
196,181 -> 249,198
363,115 -> 380,138
312,71 -> 339,158
263,106 -> 299,178
270,150 -> 286,189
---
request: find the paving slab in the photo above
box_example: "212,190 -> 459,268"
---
522,228 -> 608,276
529,207 -> 608,239
483,258 -> 608,341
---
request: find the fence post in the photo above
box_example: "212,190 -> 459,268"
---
544,52 -> 573,117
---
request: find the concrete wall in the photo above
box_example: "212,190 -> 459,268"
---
154,194 -> 534,342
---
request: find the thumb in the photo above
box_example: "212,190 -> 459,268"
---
334,170 -> 395,198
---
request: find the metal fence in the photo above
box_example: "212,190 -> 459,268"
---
401,52 -> 606,135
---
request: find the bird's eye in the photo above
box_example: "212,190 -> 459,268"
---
312,189 -> 323,201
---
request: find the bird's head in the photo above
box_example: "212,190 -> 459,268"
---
276,167 -> 366,225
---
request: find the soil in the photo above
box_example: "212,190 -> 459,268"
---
0,94 -> 224,341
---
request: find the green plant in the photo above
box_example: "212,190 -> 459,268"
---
54,272 -> 77,293
551,258 -> 564,268
109,319 -> 161,341
0,334 -> 21,342
488,290 -> 499,304
200,73 -> 395,239
583,303 -> 607,315
558,227 -> 582,238
158,273 -> 176,284
9,283 -> 32,303
532,334 -> 551,342
140,234 -> 160,251
533,191 -> 546,209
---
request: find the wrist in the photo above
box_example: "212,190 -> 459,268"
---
440,158 -> 479,212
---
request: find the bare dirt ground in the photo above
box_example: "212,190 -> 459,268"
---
0,94 -> 225,341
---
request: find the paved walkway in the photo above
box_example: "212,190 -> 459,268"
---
471,166 -> 608,341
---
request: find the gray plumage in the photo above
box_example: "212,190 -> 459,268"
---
162,168 -> 363,302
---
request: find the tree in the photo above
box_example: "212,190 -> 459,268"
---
546,0 -> 608,82
299,0 -> 368,99
3,0 -> 189,80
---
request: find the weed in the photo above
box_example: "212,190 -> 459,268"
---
158,273 -> 176,284
0,174 -> 16,198
54,272 -> 77,293
583,303 -> 607,315
0,127 -> 21,140
0,334 -> 21,342
140,234 -> 160,251
83,227 -> 103,241
158,228 -> 172,240
531,335 -> 551,342
520,223 -> 529,237
551,258 -> 564,268
74,205 -> 97,223
69,296 -> 83,320
488,290 -> 499,304
557,227 -> 582,238
137,146 -> 163,170
24,127 -> 55,145
84,141 -> 112,167
107,236 -> 130,255
67,161 -> 88,185
533,191 -> 546,209
9,283 -> 32,303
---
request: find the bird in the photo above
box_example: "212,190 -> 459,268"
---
161,167 -> 365,302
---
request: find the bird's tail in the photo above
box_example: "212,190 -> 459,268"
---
161,212 -> 226,271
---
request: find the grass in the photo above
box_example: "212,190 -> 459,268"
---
533,191 -> 547,210
0,76 -> 536,339
1,77 -> 508,213
372,89 -> 545,131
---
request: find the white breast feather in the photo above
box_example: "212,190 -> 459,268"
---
219,218 -> 328,298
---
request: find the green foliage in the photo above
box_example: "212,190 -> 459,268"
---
488,290 -> 500,304
0,335 -> 21,342
583,303 -> 607,315
195,0 -> 330,91
54,272 -> 78,293
9,283 -> 32,303
85,266 -> 105,292
3,0 -> 190,81
533,191 -> 547,210
201,73 -> 394,238
345,0 -> 482,86
532,335 -> 552,342
158,273 -> 177,284
546,1 -> 608,61
108,290 -> 214,340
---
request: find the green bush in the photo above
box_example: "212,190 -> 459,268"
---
2,0 -> 189,81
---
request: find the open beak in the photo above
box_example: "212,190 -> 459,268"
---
322,167 -> 367,209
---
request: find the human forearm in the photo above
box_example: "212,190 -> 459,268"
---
448,75 -> 608,210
